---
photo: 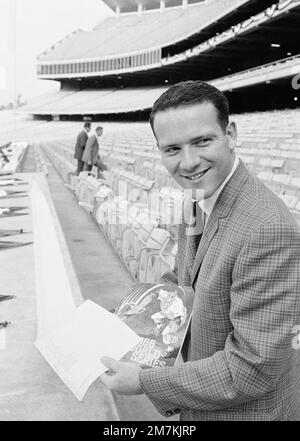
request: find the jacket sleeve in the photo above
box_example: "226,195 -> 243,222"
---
140,220 -> 300,414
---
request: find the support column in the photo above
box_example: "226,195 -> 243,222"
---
138,2 -> 143,15
160,0 -> 165,13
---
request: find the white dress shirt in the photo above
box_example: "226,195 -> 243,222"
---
197,156 -> 240,225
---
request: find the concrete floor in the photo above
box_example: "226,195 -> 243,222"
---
0,160 -> 176,420
44,155 -> 134,309
42,150 -> 176,421
0,175 -> 119,421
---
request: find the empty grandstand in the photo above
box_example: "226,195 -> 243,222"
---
2,0 -> 300,422
8,0 -> 300,245
8,0 -> 300,237
21,0 -> 300,117
20,105 -> 294,290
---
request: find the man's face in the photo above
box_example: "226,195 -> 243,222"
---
96,129 -> 103,137
153,102 -> 236,199
86,126 -> 91,133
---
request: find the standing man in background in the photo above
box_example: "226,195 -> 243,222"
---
82,126 -> 107,178
74,121 -> 91,175
100,81 -> 300,421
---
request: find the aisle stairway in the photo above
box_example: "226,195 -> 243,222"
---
18,145 -> 37,173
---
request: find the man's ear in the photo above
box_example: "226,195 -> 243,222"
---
226,121 -> 237,151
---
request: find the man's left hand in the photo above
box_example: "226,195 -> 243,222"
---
100,356 -> 143,395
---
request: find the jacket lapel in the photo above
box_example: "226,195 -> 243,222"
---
191,212 -> 219,288
191,161 -> 249,288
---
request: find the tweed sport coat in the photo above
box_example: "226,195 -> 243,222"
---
82,134 -> 99,165
74,130 -> 88,160
140,160 -> 300,421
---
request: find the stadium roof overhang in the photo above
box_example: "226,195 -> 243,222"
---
29,0 -> 300,116
102,0 -> 204,13
139,5 -> 300,78
37,0 -> 297,84
99,2 -> 300,82
40,2 -> 298,86
102,0 -> 277,14
37,0 -> 275,67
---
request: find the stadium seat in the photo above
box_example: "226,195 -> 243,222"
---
279,194 -> 298,210
138,238 -> 176,283
126,226 -> 171,281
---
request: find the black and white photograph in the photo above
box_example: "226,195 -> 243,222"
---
0,0 -> 300,425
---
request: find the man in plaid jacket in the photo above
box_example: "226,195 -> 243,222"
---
101,81 -> 300,421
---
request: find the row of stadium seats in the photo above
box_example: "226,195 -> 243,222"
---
40,109 -> 300,194
24,87 -> 167,115
46,118 -> 300,195
38,139 -> 182,282
33,144 -> 49,175
44,138 -> 177,188
77,173 -> 180,282
26,56 -> 300,116
39,112 -> 300,283
41,143 -> 75,184
4,108 -> 297,147
78,167 -> 300,277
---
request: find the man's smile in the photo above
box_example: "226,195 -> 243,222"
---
182,168 -> 210,181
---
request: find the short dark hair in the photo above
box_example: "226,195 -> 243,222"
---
150,80 -> 229,134
96,126 -> 103,132
84,122 -> 91,129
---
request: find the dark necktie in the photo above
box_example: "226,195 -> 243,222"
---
189,200 -> 205,242
181,201 -> 205,361
184,201 -> 205,279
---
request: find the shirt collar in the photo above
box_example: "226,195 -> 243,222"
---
198,156 -> 240,219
